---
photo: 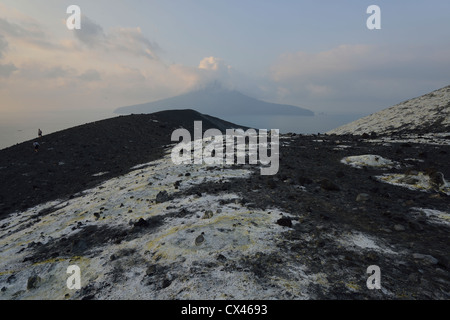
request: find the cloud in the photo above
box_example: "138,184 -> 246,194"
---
0,17 -> 56,50
78,69 -> 101,82
109,27 -> 160,60
73,17 -> 160,60
0,34 -> 8,58
271,45 -> 374,82
44,66 -> 75,79
0,17 -> 43,38
0,63 -> 17,77
198,56 -> 229,71
73,16 -> 106,47
196,56 -> 232,87
195,56 -> 257,92
0,34 -> 17,77
269,44 -> 450,112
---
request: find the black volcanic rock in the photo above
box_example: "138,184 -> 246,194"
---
0,109 -> 449,300
0,109 -> 247,218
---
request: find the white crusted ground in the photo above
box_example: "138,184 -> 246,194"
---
327,86 -> 450,135
375,172 -> 450,195
0,136 -> 316,300
340,155 -> 402,169
411,208 -> 450,227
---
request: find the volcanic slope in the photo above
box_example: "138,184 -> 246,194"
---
0,117 -> 449,299
0,109 -> 249,219
115,86 -> 314,117
327,85 -> 450,135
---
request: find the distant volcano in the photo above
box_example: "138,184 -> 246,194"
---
114,86 -> 314,117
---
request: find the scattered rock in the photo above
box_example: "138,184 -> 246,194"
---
394,224 -> 406,231
267,179 -> 277,189
161,277 -> 172,289
298,176 -> 313,185
146,265 -> 157,276
407,273 -> 421,284
27,276 -> 42,290
356,193 -> 370,202
429,171 -> 445,190
155,190 -> 170,203
320,179 -> 340,191
134,218 -> 149,228
335,171 -> 345,178
276,217 -> 293,228
217,254 -> 227,262
412,253 -> 438,265
195,232 -> 205,246
202,210 -> 214,219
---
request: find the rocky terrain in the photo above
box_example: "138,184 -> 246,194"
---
0,109 -> 449,300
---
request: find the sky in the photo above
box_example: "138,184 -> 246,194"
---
1,0 -> 450,147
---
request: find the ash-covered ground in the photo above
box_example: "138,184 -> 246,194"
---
0,111 -> 449,300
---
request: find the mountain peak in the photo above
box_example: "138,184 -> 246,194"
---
115,87 -> 314,117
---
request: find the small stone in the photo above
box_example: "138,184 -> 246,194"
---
356,193 -> 370,202
27,276 -> 41,290
134,218 -> 149,228
202,210 -> 214,219
217,254 -> 227,262
195,232 -> 205,246
146,265 -> 157,275
155,190 -> 170,203
429,171 -> 445,190
394,224 -> 406,231
276,217 -> 292,228
413,253 -> 438,265
161,277 -> 172,289
407,273 -> 421,284
320,179 -> 340,191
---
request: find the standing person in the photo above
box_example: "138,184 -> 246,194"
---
33,141 -> 40,152
38,128 -> 42,138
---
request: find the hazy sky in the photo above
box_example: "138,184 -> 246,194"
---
1,0 -> 450,124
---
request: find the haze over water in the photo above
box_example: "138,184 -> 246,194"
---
0,110 -> 116,150
0,111 -> 365,150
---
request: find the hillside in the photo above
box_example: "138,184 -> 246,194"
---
0,109 -> 248,219
327,86 -> 450,135
0,109 -> 449,301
